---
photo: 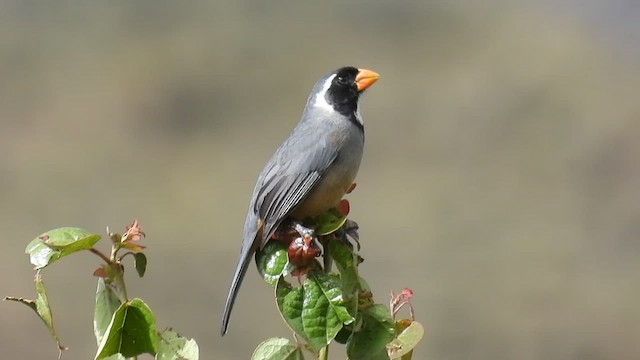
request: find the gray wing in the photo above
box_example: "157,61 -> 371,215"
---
221,131 -> 337,335
223,118 -> 340,335
246,127 -> 339,247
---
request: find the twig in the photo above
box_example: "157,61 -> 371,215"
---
89,248 -> 111,264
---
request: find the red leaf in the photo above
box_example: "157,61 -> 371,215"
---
122,242 -> 146,252
122,219 -> 145,243
336,199 -> 350,217
346,183 -> 357,194
93,267 -> 108,278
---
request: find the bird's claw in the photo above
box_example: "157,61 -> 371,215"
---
287,221 -> 322,272
293,222 -> 321,255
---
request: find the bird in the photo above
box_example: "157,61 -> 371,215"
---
221,66 -> 379,336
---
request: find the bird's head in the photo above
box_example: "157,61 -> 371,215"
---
310,67 -> 380,122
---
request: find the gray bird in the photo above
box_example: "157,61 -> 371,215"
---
221,66 -> 379,336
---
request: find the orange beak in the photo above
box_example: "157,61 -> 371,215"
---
355,68 -> 380,92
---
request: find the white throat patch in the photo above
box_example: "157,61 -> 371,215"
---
312,73 -> 363,126
312,74 -> 336,112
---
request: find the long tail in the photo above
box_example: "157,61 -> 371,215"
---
220,242 -> 255,336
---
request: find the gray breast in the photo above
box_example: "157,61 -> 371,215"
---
290,123 -> 364,219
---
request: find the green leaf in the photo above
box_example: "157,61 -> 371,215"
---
156,329 -> 199,360
4,274 -> 67,355
329,240 -> 360,317
255,241 -> 291,286
329,240 -> 359,292
388,321 -> 424,360
134,253 -> 147,277
314,208 -> 347,236
301,272 -> 355,351
25,227 -> 101,269
101,355 -> 125,360
251,338 -> 305,360
276,277 -> 305,338
94,278 -> 122,346
347,304 -> 395,360
95,298 -> 158,360
275,273 -> 355,351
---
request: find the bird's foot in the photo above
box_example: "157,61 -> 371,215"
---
293,223 -> 318,248
287,222 -> 322,271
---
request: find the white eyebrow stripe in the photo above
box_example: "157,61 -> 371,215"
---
312,74 -> 336,112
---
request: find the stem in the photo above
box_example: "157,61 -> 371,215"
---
89,248 -> 111,264
318,236 -> 331,360
91,243 -> 135,359
108,244 -> 129,304
110,243 -> 120,263
318,345 -> 328,360
109,245 -> 135,360
90,246 -> 129,303
111,264 -> 129,303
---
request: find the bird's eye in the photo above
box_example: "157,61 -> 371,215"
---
336,76 -> 349,85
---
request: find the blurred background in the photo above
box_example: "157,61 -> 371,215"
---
1,1 -> 639,359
